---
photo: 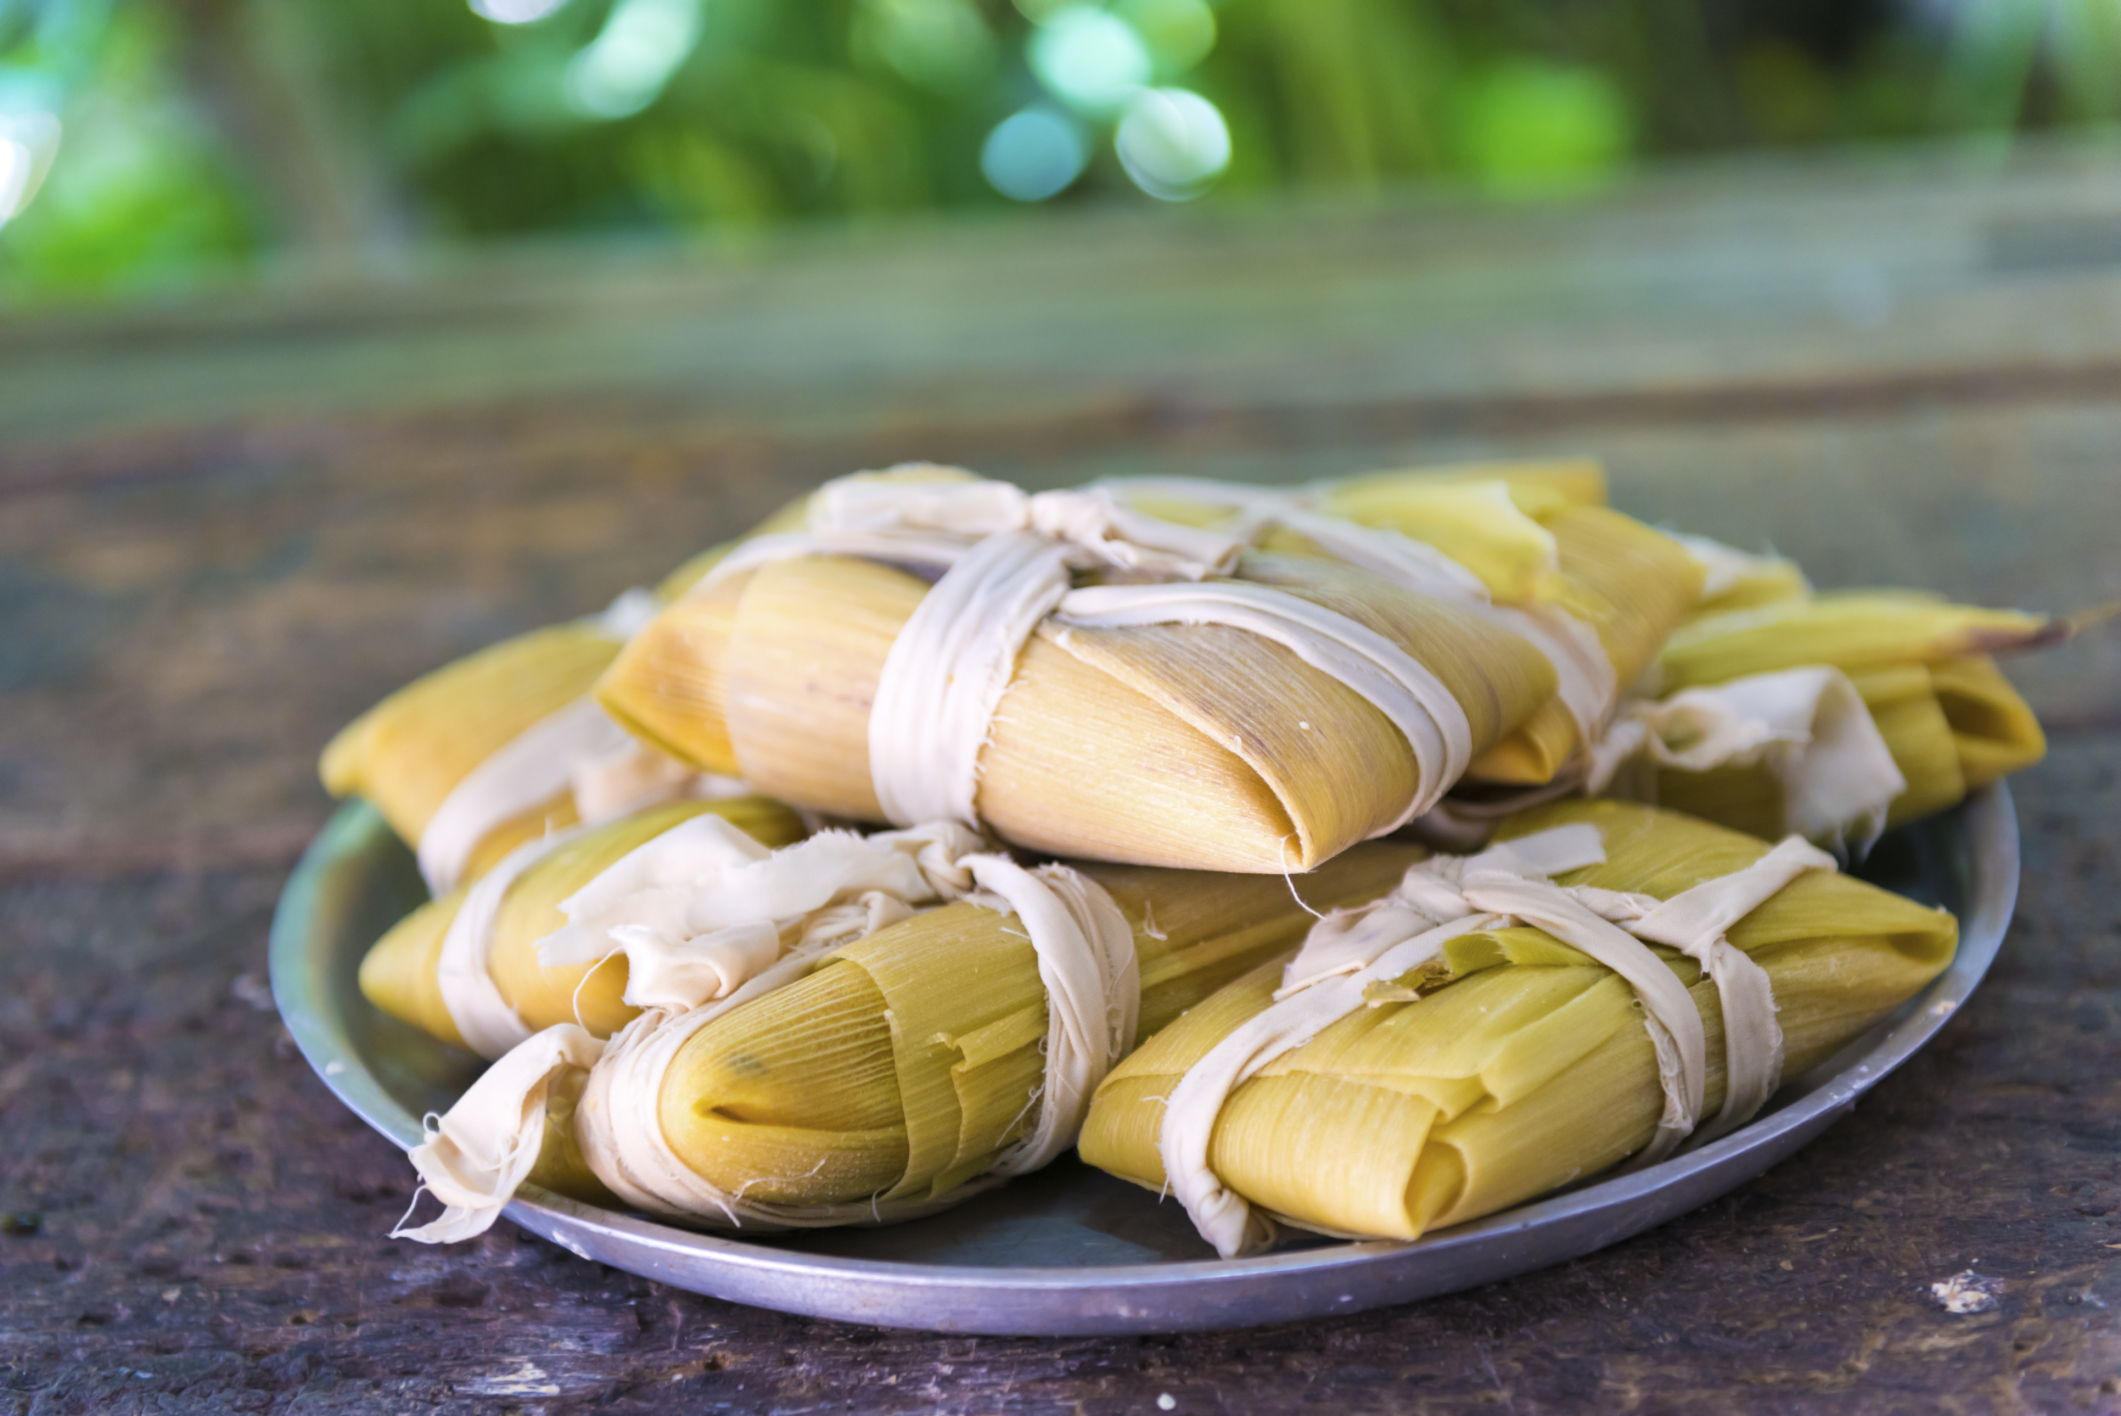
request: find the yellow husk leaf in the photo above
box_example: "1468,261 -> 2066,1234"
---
604,550 -> 1556,873
320,622 -> 620,861
1695,555 -> 1811,615
1078,799 -> 1955,1244
597,570 -> 752,775
1929,655 -> 2047,788
1463,506 -> 1707,785
1310,479 -> 1570,605
1642,591 -> 2055,830
1320,458 -> 1609,522
356,797 -> 808,1050
1656,591 -> 2059,693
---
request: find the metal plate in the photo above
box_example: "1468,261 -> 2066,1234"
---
271,787 -> 2017,1335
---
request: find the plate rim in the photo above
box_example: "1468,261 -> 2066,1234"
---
271,786 -> 2016,1333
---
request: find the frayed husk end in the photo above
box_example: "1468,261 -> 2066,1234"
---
357,797 -> 806,1051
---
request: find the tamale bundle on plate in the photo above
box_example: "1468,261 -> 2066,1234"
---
596,462 -> 1701,874
1597,589 -> 2063,850
319,584 -> 798,897
1077,799 -> 1956,1257
376,796 -> 1423,1240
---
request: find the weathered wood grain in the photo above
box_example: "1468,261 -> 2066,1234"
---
3,144 -> 2120,1413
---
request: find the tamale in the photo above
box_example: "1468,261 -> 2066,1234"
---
1129,458 -> 1612,607
1658,590 -> 2063,691
597,470 -> 1564,874
1078,799 -> 1955,1252
360,796 -> 809,1053
1644,592 -> 2055,836
619,843 -> 1422,1211
385,800 -> 1424,1239
1457,503 -> 1702,785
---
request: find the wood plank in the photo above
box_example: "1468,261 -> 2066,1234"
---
13,142 -> 2121,445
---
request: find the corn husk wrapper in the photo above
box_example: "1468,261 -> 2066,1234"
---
1671,535 -> 1812,616
1137,467 -> 1702,787
1659,590 -> 2063,691
1650,592 -> 2054,831
1322,457 -> 1609,515
1408,501 -> 1703,786
1077,799 -> 1956,1245
321,622 -> 626,881
1306,460 -> 1609,605
544,842 -> 1425,1211
600,547 -> 1558,874
1124,459 -> 1610,606
359,797 -> 808,1051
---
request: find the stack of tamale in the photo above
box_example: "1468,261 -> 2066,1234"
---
315,455 -> 2078,1251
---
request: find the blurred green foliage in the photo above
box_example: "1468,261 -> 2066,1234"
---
0,0 -> 2116,300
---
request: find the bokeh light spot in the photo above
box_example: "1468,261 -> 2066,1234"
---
980,108 -> 1088,201
859,0 -> 997,95
1455,60 -> 1630,195
564,0 -> 703,121
1115,87 -> 1228,200
0,113 -> 61,227
1112,0 -> 1215,78
1029,7 -> 1151,117
470,0 -> 570,25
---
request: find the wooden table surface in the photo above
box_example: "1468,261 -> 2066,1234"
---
4,142 -> 2121,1414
